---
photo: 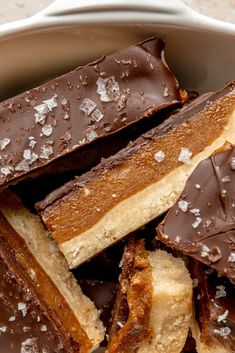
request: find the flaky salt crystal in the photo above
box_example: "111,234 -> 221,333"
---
217,310 -> 229,323
154,150 -> 165,163
43,94 -> 58,111
79,98 -> 96,115
213,327 -> 231,337
34,103 -> 49,115
228,252 -> 235,262
1,166 -> 14,176
15,160 -> 29,172
21,338 -> 38,353
91,108 -> 104,122
42,124 -> 53,137
215,285 -> 226,299
0,138 -> 10,151
178,147 -> 192,165
201,244 -> 210,257
178,200 -> 189,212
39,145 -> 53,160
86,129 -> 98,142
35,113 -> 47,125
18,302 -> 27,317
96,76 -> 120,102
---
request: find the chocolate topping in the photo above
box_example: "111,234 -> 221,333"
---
158,145 -> 235,284
0,37 -> 181,188
190,261 -> 235,351
0,235 -> 70,353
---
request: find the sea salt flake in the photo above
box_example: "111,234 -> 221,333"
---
91,108 -> 104,122
86,129 -> 98,142
192,217 -> 202,229
39,145 -> 53,160
178,200 -> 189,212
190,208 -> 201,216
0,326 -> 7,333
43,95 -> 58,111
221,176 -> 231,183
34,103 -> 49,115
214,327 -> 231,337
230,157 -> 235,170
18,302 -> 27,317
96,76 -> 120,102
21,338 -> 38,353
195,184 -> 201,189
1,166 -> 14,176
15,160 -> 29,172
79,98 -> 96,115
23,149 -> 32,160
9,316 -> 16,322
217,310 -> 229,323
215,285 -> 226,299
41,325 -> 47,332
29,137 -> 37,149
0,138 -> 10,151
35,113 -> 47,125
228,252 -> 235,262
154,150 -> 165,163
178,147 -> 192,165
201,244 -> 210,257
42,124 -> 53,137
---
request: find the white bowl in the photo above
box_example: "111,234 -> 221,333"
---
0,0 -> 235,102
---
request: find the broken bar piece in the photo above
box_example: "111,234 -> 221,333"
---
0,37 -> 182,188
37,81 -> 235,269
0,190 -> 104,353
107,238 -> 192,353
190,261 -> 234,353
158,144 -> 235,284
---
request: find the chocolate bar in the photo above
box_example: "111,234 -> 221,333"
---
190,261 -> 234,352
107,237 -> 192,353
37,81 -> 235,269
0,37 -> 182,188
158,144 -> 235,284
0,190 -> 104,353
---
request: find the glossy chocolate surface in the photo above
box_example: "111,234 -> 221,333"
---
190,261 -> 234,351
0,236 -> 68,353
0,37 -> 181,187
158,145 -> 235,284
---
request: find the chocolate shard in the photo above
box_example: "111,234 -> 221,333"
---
107,238 -> 193,353
0,190 -> 104,353
190,260 -> 235,353
36,81 -> 235,269
158,144 -> 235,284
0,36 -> 182,188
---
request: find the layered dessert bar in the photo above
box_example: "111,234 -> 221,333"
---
0,190 -> 104,352
0,37 -> 182,188
37,81 -> 235,268
107,237 -> 192,353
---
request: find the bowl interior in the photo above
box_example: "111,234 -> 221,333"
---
0,23 -> 235,101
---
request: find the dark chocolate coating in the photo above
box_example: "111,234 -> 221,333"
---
158,145 -> 235,284
0,37 -> 181,188
190,261 -> 234,351
0,236 -> 69,353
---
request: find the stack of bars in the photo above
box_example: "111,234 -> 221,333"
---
0,37 -> 234,353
